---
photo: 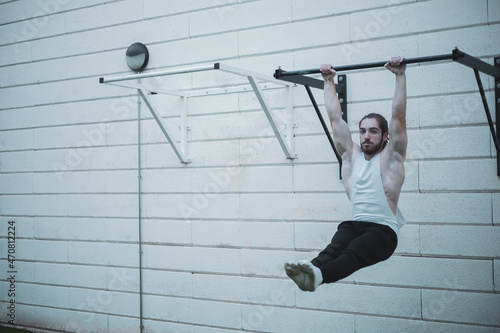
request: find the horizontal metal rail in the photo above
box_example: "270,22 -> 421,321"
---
100,64 -> 216,83
275,52 -> 454,78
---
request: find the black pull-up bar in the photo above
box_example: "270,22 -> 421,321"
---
274,48 -> 500,178
276,53 -> 453,77
274,48 -> 500,78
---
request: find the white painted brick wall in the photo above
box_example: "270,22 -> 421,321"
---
1,0 -> 499,332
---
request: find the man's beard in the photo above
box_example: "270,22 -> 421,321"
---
361,139 -> 384,155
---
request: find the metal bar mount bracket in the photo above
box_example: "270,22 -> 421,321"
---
495,57 -> 500,176
100,63 -> 297,163
274,48 -> 500,177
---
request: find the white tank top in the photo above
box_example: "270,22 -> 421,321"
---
350,152 -> 406,236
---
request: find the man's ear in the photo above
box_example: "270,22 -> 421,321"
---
383,131 -> 389,141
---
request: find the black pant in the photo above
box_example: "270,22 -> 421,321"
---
311,221 -> 397,284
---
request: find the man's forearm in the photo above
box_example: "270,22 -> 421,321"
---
392,73 -> 407,117
324,79 -> 343,123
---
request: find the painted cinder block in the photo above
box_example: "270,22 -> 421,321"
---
34,171 -> 103,194
494,193 -> 500,225
420,159 -> 500,191
0,173 -> 33,194
228,165 -> 293,193
238,15 -> 350,56
68,194 -> 138,218
189,0 -> 292,37
0,39 -> 32,66
293,164 -> 345,192
187,93 -> 239,117
193,274 -> 295,307
348,62 -> 473,103
64,0 -> 144,34
1,194 -> 34,216
416,91 -> 494,128
143,295 -> 190,323
16,239 -> 68,262
142,319 -> 195,333
348,256 -> 493,291
296,283 -> 421,318
108,315 -> 141,333
0,128 -> 33,151
141,219 -> 192,245
143,193 -> 239,220
143,294 -> 241,329
240,249 -> 298,278
0,217 -> 34,241
418,25 -> 500,61
490,0 -> 500,23
238,136 -> 296,165
17,283 -> 69,308
240,192 -> 352,221
0,260 -> 34,283
70,288 -> 139,317
192,220 -> 294,249
396,223 -> 420,254
0,98 -> 139,131
420,225 -> 500,258
151,32 -> 239,69
143,244 -> 241,274
407,126 -> 491,160
142,14 -> 191,46
356,315 -> 495,333
399,192 -> 492,224
33,262 -> 108,289
0,0 -> 102,25
422,289 -> 500,326
141,168 -> 191,193
495,260 -> 500,293
143,0 -> 218,18
349,0 -> 487,42
30,22 -> 144,61
146,140 -> 239,168
294,135 -> 344,164
291,0 -> 415,21
294,221 -> 341,251
189,112 -> 275,142
241,305 -> 355,333
142,269 -> 193,297
0,6 -> 66,46
68,241 -> 138,266
12,303 -> 109,333
33,217 -> 138,242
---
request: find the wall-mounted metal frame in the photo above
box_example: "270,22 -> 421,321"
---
274,48 -> 500,177
100,63 -> 297,163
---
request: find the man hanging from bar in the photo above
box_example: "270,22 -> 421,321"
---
285,56 -> 407,291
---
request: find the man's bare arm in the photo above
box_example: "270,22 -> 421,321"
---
384,57 -> 408,161
321,64 -> 354,158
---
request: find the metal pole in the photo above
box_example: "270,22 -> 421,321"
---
276,52 -> 455,77
304,85 -> 342,179
137,93 -> 144,333
473,68 -> 500,154
100,64 -> 216,84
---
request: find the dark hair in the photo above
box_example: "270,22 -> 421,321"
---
360,113 -> 389,148
360,113 -> 388,134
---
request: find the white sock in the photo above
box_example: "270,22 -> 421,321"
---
298,260 -> 323,292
